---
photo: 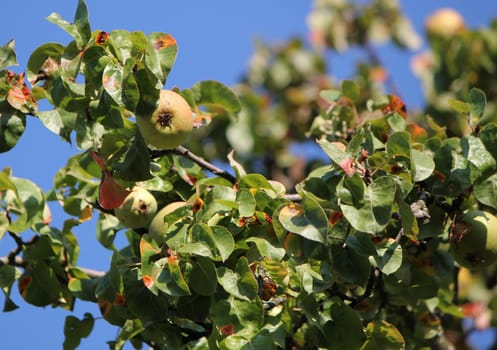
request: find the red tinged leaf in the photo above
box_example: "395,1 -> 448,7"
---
329,210 -> 343,225
219,324 -> 235,336
153,34 -> 177,50
382,95 -> 407,118
18,275 -> 32,298
142,275 -> 154,288
96,31 -> 109,45
114,293 -> 126,306
90,150 -> 131,209
98,298 -> 112,317
98,170 -> 131,210
89,150 -> 107,171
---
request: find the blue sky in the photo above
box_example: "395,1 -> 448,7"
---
0,1 -> 496,349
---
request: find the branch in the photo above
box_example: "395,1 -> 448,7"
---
149,145 -> 304,201
0,255 -> 106,279
149,145 -> 237,184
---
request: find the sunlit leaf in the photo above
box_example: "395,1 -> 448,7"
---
339,176 -> 395,234
188,80 -> 241,113
37,108 -> 77,142
361,320 -> 405,349
47,0 -> 91,49
0,40 -> 17,70
341,80 -> 360,102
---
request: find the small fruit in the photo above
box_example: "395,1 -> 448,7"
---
148,201 -> 186,244
450,210 -> 497,269
136,89 -> 193,150
425,8 -> 465,38
115,187 -> 158,229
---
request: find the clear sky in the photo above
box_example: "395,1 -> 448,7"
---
0,1 -> 496,349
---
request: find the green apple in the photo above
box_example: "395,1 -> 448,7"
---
450,210 -> 497,269
148,201 -> 186,244
115,187 -> 158,229
136,89 -> 193,150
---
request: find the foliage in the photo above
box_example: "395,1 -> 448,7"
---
1,0 -> 497,349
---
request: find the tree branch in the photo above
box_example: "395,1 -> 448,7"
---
0,255 -> 106,279
149,145 -> 237,184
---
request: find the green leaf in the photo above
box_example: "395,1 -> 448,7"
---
188,80 -> 241,113
341,80 -> 360,102
37,109 -> 77,142
246,237 -> 286,261
0,108 -> 26,153
411,149 -> 434,182
331,245 -> 371,286
462,135 -> 496,180
186,256 -> 217,296
0,210 -> 9,240
319,89 -> 341,103
148,32 -> 178,84
278,197 -> 327,243
447,99 -> 469,114
210,296 -> 263,338
474,174 -> 497,209
0,265 -> 20,312
96,213 -> 120,249
339,176 -> 395,234
0,40 -> 17,70
63,313 -> 94,350
217,257 -> 259,301
395,190 -> 418,239
113,319 -> 145,350
47,0 -> 90,49
110,129 -> 152,181
237,188 -> 256,217
370,239 -> 403,275
346,232 -> 377,257
361,320 -> 405,350
323,299 -> 366,349
317,139 -> 349,167
8,177 -> 45,233
155,257 -> 191,296
27,42 -> 64,83
480,123 -> 497,159
386,132 -> 410,158
102,62 -> 124,105
18,262 -> 62,307
191,223 -> 235,262
73,0 -> 91,46
468,88 -> 486,125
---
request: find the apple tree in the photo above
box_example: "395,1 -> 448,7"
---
1,0 -> 497,349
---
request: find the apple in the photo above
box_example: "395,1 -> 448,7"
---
450,210 -> 497,269
425,8 -> 465,38
148,201 -> 186,244
114,187 -> 158,229
136,89 -> 193,149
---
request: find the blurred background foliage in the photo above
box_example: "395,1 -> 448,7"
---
187,0 -> 497,190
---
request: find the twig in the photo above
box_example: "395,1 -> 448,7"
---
149,145 -> 237,184
0,255 -> 106,279
149,146 -> 305,201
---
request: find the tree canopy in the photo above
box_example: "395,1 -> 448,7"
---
1,0 -> 497,349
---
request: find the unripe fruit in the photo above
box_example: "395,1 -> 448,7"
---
137,89 -> 193,150
148,201 -> 186,244
450,210 -> 497,269
425,8 -> 465,38
115,187 -> 158,229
